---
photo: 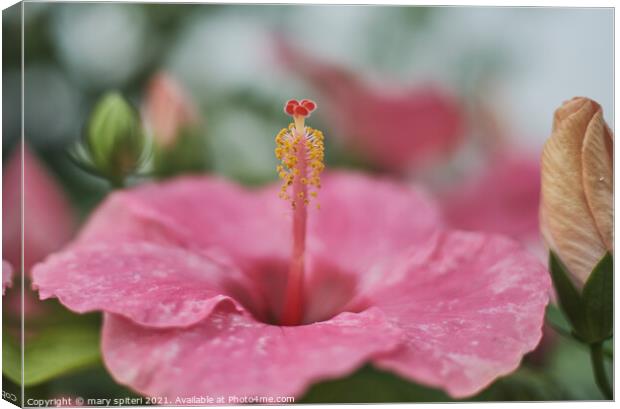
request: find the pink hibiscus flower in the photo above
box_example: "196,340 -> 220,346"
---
33,101 -> 549,400
276,40 -> 465,173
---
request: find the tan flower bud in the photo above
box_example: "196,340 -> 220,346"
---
540,97 -> 613,289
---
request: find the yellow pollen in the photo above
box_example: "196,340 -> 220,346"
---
275,121 -> 325,207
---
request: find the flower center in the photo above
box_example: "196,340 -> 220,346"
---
275,99 -> 324,326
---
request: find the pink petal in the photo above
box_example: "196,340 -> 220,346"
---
3,144 -> 76,273
3,260 -> 13,295
440,150 -> 541,245
63,171 -> 442,324
101,305 -> 403,400
370,230 -> 551,398
142,72 -> 199,148
32,241 -> 260,328
74,170 -> 442,283
75,176 -> 291,270
305,172 -> 443,298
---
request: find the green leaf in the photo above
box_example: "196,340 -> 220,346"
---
301,364 -> 572,403
603,338 -> 614,359
2,304 -> 102,387
471,367 -> 568,401
548,252 -> 588,338
582,253 -> 613,342
300,365 -> 451,403
21,320 -> 101,386
41,365 -> 142,401
545,303 -> 585,344
545,303 -> 573,336
2,330 -> 22,385
546,335 -> 609,400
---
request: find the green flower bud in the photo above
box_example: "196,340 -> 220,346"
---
81,92 -> 149,186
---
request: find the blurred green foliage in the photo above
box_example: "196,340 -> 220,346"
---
3,286 -> 101,387
302,331 -> 608,403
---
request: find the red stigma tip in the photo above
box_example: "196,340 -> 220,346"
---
301,99 -> 316,111
294,105 -> 309,117
284,98 -> 316,118
285,103 -> 296,115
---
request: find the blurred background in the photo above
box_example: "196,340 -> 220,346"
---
2,3 -> 614,404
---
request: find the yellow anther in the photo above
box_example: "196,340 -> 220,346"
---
275,117 -> 325,207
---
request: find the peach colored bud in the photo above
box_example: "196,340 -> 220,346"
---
143,72 -> 198,148
540,97 -> 613,289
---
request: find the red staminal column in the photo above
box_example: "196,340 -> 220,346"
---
276,99 -> 323,326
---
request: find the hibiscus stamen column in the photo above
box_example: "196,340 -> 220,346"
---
276,99 -> 324,326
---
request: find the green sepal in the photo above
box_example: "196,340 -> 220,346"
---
545,303 -> 572,336
582,252 -> 613,342
549,251 -> 614,344
548,251 -> 589,338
